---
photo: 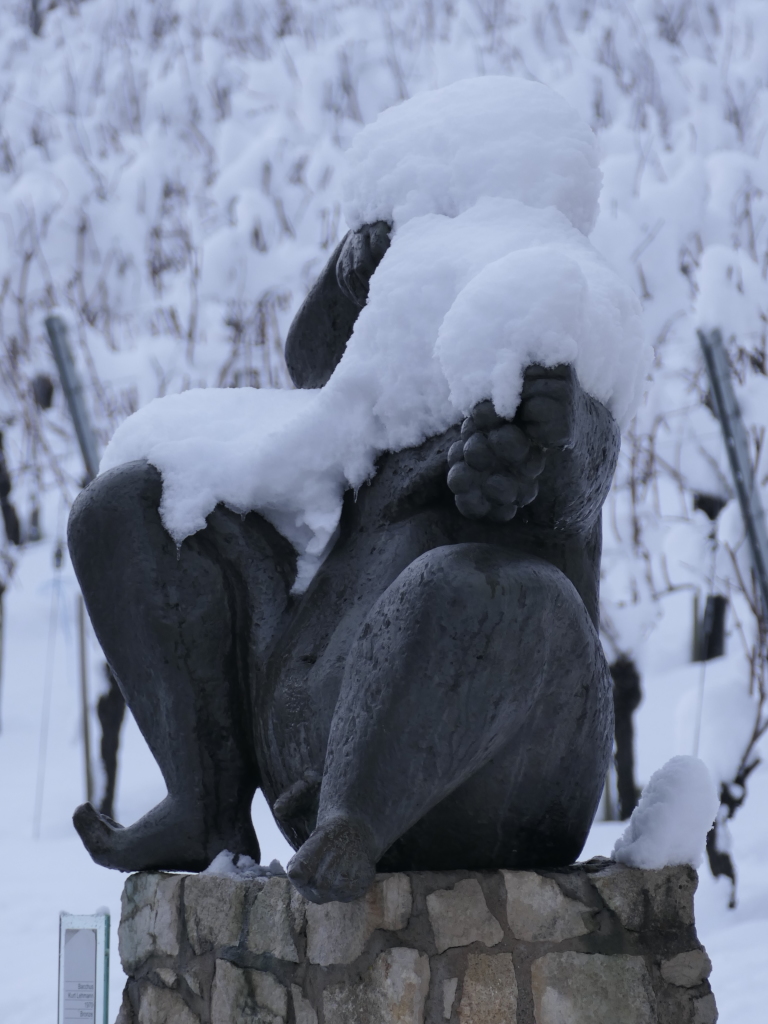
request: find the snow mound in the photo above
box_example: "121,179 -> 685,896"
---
102,78 -> 648,582
203,850 -> 286,880
342,77 -> 602,235
612,756 -> 719,870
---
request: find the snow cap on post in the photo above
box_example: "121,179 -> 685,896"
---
342,76 -> 602,235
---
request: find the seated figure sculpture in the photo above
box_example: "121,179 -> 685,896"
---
68,217 -> 620,905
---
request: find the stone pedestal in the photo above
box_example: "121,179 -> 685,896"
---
114,858 -> 717,1024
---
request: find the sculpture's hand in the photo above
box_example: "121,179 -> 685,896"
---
447,364 -> 577,522
336,221 -> 392,307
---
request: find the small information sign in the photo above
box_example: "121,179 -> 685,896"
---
58,912 -> 109,1024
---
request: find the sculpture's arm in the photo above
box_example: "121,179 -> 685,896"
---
525,378 -> 620,531
285,222 -> 391,389
447,364 -> 620,533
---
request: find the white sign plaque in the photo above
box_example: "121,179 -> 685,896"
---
58,912 -> 109,1024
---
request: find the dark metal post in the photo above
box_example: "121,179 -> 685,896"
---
610,655 -> 642,819
0,584 -> 4,733
44,315 -> 114,806
698,328 -> 768,904
44,316 -> 100,483
78,594 -> 94,805
97,666 -> 126,819
699,328 -> 768,616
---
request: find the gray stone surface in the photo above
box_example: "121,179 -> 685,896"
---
427,878 -> 504,953
182,964 -> 204,998
114,989 -> 134,1024
531,952 -> 655,1024
443,977 -> 458,1019
246,877 -> 299,962
503,870 -> 592,942
211,960 -> 288,1024
692,993 -> 718,1024
115,863 -> 716,1024
135,981 -> 199,1024
592,862 -> 695,932
184,874 -> 248,954
322,946 -> 429,1024
661,949 -> 712,988
151,967 -> 177,988
291,984 -> 319,1024
306,873 -> 412,965
119,873 -> 183,974
458,953 -> 518,1024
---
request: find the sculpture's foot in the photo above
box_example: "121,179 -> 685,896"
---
287,816 -> 377,904
273,770 -> 322,824
73,798 -> 260,873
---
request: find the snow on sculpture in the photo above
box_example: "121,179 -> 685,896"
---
102,77 -> 649,585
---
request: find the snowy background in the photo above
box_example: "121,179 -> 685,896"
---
0,1 -> 766,1021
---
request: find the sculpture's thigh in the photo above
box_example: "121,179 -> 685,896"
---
256,510 -> 452,816
367,546 -> 613,872
69,460 -> 297,676
69,459 -> 297,784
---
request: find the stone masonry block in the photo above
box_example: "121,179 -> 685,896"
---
531,951 -> 655,1024
458,953 -> 518,1024
591,862 -> 695,932
322,946 -> 430,1024
181,963 -> 205,999
114,987 -> 136,1024
443,977 -> 459,1019
151,967 -> 177,988
211,959 -> 288,1024
291,984 -> 319,1024
184,874 -> 248,954
246,877 -> 299,962
503,871 -> 592,942
306,872 -> 412,965
427,878 -> 504,954
661,949 -> 712,988
119,873 -> 183,974
692,993 -> 718,1024
135,981 -> 199,1024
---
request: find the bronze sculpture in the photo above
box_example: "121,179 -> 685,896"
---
69,222 -> 619,904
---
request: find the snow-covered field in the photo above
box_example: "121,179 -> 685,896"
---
0,530 -> 766,1022
0,0 -> 767,1020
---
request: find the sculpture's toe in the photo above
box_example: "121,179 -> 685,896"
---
273,770 -> 322,824
72,796 -> 257,874
287,816 -> 377,904
73,802 -> 125,868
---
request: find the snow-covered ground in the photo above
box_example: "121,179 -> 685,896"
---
0,520 -> 765,1022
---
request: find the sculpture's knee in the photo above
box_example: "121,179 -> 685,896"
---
403,543 -> 564,618
385,544 -> 589,677
68,460 -> 164,573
